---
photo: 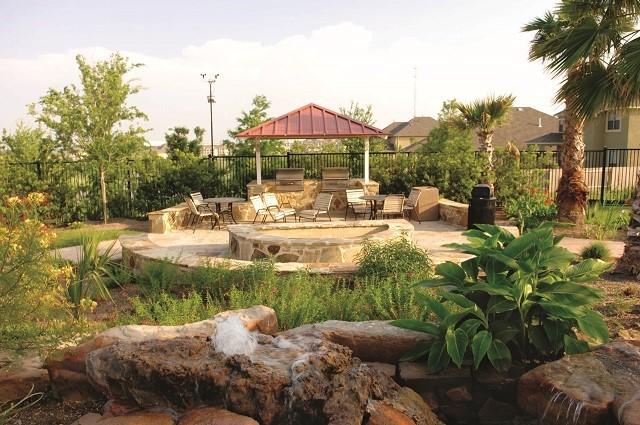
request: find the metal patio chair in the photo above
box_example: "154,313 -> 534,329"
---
403,188 -> 421,223
185,197 -> 219,232
250,195 -> 286,223
297,192 -> 333,222
379,194 -> 404,219
345,189 -> 371,220
262,192 -> 296,222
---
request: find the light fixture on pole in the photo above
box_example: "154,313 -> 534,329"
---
201,73 -> 219,157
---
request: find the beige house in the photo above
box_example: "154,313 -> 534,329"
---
383,117 -> 439,151
583,109 -> 640,150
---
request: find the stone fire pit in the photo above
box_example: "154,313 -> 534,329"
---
228,220 -> 413,263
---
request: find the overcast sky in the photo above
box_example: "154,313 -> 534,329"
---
1,0 -> 561,145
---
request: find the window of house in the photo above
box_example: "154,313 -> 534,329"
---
558,118 -> 565,133
606,111 -> 621,131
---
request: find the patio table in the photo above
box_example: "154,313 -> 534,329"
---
360,194 -> 387,220
204,197 -> 245,224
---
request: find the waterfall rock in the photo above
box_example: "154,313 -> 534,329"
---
86,330 -> 442,425
46,306 -> 277,401
517,340 -> 640,425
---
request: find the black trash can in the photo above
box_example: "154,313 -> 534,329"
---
467,184 -> 496,230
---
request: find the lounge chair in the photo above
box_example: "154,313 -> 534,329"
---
250,195 -> 286,223
345,189 -> 371,220
189,192 -> 214,213
380,194 -> 404,219
262,192 -> 296,222
185,197 -> 219,232
298,193 -> 333,222
403,188 -> 421,223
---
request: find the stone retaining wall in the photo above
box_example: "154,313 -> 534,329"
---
438,199 -> 468,227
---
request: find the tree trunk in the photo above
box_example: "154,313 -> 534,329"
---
99,163 -> 109,224
556,113 -> 588,224
478,132 -> 495,184
618,171 -> 640,279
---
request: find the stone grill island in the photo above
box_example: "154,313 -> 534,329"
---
228,220 -> 414,263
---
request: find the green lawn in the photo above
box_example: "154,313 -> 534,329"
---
52,228 -> 143,249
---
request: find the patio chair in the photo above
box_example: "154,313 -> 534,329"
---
185,197 -> 219,232
250,195 -> 286,223
403,188 -> 421,223
379,194 -> 404,219
345,189 -> 371,220
262,192 -> 296,222
297,193 -> 333,222
189,192 -> 214,213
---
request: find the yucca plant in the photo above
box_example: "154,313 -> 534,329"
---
393,223 -> 610,373
64,235 -> 119,319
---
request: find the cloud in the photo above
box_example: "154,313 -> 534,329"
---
0,22 -> 559,145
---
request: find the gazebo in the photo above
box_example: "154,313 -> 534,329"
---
236,103 -> 387,185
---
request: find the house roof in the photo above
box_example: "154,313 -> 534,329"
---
236,103 -> 387,139
484,107 -> 561,148
383,116 -> 438,138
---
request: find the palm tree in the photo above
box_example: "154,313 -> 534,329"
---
618,172 -> 640,277
455,94 -> 516,172
524,0 -> 640,224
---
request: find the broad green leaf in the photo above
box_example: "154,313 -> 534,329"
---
539,246 -> 575,269
538,281 -> 602,304
446,327 -> 469,368
458,318 -> 483,338
440,309 -> 473,329
419,278 -> 452,289
416,293 -> 450,320
487,298 -> 518,315
503,231 -> 539,259
427,340 -> 450,373
487,339 -> 512,372
461,258 -> 479,282
439,291 -> 476,309
472,330 -> 492,370
491,321 -> 520,343
539,300 -> 585,319
436,262 -> 467,284
391,319 -> 441,336
565,259 -> 612,282
576,311 -> 609,345
563,335 -> 589,355
542,318 -> 566,353
399,341 -> 432,362
461,283 -> 512,297
528,325 -> 551,354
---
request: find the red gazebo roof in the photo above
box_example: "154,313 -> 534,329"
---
236,103 -> 387,139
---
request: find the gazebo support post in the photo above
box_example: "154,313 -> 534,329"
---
363,136 -> 370,184
255,137 -> 262,186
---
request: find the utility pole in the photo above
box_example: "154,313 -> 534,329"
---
201,73 -> 219,157
413,66 -> 417,118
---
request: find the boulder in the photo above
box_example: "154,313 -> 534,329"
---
0,355 -> 49,404
366,400 -> 416,425
279,320 -> 433,364
86,330 -> 442,425
178,407 -> 259,425
518,340 -> 640,425
73,411 -> 176,424
47,306 -> 277,401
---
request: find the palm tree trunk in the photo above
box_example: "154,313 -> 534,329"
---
478,132 -> 495,184
556,113 -> 588,224
618,171 -> 640,278
99,163 -> 109,224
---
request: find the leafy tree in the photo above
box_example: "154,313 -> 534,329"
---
0,123 -> 56,163
421,99 -> 473,153
165,127 -> 204,160
32,53 -> 148,223
339,101 -> 387,152
455,94 -> 515,171
223,95 -> 285,155
524,0 -> 640,224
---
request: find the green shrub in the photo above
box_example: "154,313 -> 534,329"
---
494,146 -> 557,205
580,242 -> 611,260
138,259 -> 181,298
356,236 -> 433,280
393,224 -> 610,373
585,204 -> 630,240
122,292 -> 220,326
187,260 -> 275,299
357,277 -> 431,321
505,191 -> 557,234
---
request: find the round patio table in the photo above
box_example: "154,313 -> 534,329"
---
204,197 -> 245,224
360,194 -> 387,220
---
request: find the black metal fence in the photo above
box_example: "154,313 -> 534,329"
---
1,149 -> 638,222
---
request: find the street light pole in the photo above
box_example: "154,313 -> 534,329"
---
201,73 -> 219,157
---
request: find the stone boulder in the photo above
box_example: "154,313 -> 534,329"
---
278,320 -> 433,364
518,340 -> 640,425
47,306 -> 277,401
86,329 -> 442,425
0,355 -> 49,403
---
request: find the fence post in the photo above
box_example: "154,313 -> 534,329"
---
286,151 -> 292,168
36,161 -> 42,180
599,147 -> 607,206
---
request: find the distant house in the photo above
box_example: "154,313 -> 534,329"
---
483,106 -> 562,150
383,117 -> 439,151
583,108 -> 640,151
152,144 -> 169,158
201,144 -> 228,157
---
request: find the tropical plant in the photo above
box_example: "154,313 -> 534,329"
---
524,1 -> 640,224
580,241 -> 611,260
393,224 -> 610,373
505,190 -> 558,234
64,235 -> 119,319
455,94 -> 516,172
